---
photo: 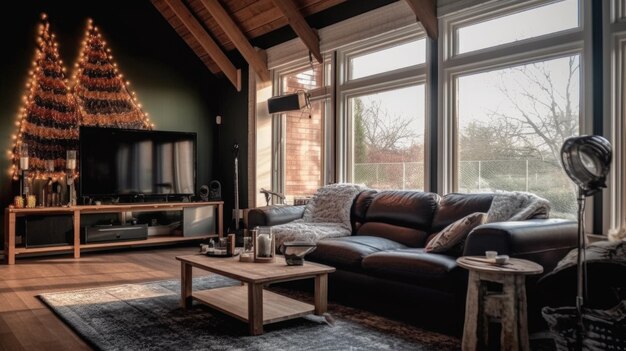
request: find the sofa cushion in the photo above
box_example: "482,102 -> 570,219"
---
426,212 -> 486,253
356,222 -> 430,248
306,236 -> 407,272
362,249 -> 465,291
431,193 -> 494,233
356,191 -> 439,247
351,189 -> 378,232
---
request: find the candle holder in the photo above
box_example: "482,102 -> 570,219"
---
253,226 -> 275,263
239,230 -> 255,262
18,143 -> 30,196
66,150 -> 77,206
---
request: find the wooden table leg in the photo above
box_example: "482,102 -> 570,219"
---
218,204 -> 223,238
500,275 -> 520,351
248,282 -> 263,335
516,275 -> 531,351
181,262 -> 193,309
314,273 -> 328,315
5,211 -> 16,265
73,209 -> 81,259
462,271 -> 480,351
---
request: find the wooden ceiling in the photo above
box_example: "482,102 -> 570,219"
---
152,0 -> 437,91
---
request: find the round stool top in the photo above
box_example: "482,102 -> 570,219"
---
457,256 -> 543,275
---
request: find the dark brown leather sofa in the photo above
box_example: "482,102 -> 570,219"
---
248,190 -> 577,333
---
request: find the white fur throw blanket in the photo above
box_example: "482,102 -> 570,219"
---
486,191 -> 551,223
271,183 -> 367,247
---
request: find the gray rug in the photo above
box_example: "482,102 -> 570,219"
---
39,275 -> 461,351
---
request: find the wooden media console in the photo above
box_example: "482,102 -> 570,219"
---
3,201 -> 223,264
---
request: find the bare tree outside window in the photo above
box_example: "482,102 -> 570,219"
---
351,85 -> 425,190
458,55 -> 580,218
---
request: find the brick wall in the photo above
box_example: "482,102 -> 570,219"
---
283,67 -> 323,199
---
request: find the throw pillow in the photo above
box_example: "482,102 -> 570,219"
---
425,212 -> 486,253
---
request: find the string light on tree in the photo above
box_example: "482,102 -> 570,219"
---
8,13 -> 80,180
72,19 -> 153,129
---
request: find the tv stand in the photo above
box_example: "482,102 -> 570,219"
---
4,201 -> 223,264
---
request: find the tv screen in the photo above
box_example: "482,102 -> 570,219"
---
79,127 -> 197,199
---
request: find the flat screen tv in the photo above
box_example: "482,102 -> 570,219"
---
79,127 -> 197,200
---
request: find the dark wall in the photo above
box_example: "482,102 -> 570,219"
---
0,0 -> 400,243
0,1 -> 221,239
216,57 -> 249,230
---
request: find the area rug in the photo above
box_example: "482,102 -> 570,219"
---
39,275 -> 461,351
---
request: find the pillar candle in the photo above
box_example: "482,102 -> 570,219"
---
257,233 -> 271,257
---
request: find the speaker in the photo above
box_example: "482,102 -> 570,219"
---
209,180 -> 221,200
267,91 -> 308,113
199,185 -> 209,201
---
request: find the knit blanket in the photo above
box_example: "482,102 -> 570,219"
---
272,183 -> 367,247
486,191 -> 551,223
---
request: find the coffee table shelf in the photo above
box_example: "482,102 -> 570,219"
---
193,285 -> 314,324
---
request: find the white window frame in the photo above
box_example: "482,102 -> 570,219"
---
271,55 -> 333,198
439,0 -> 592,213
605,0 -> 626,236
260,1 -> 430,195
336,26 -> 431,187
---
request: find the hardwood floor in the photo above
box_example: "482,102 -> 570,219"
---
0,246 -> 208,351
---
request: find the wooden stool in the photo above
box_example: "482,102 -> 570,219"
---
457,256 -> 543,351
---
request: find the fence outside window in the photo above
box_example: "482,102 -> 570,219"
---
354,160 -> 576,218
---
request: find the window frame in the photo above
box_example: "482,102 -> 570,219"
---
604,0 -> 626,234
336,26 -> 430,188
439,0 -> 592,220
271,55 -> 333,200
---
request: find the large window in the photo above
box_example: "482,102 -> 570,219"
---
340,32 -> 428,190
349,85 -> 425,190
443,0 -> 587,219
274,63 -> 329,204
457,55 -> 580,217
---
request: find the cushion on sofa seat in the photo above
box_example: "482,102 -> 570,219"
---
356,191 -> 439,247
306,236 -> 408,272
362,249 -> 466,291
356,222 -> 430,247
351,189 -> 378,232
431,193 -> 495,233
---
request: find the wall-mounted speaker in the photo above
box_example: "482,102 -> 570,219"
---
209,180 -> 221,200
267,91 -> 309,114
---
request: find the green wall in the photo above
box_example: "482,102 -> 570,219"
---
0,0 -> 222,242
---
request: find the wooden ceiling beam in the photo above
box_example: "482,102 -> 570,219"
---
199,0 -> 270,82
164,0 -> 241,91
270,0 -> 322,63
403,0 -> 438,40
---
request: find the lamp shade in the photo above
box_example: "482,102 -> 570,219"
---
560,135 -> 612,196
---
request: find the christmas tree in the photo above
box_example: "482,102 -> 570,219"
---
10,13 -> 79,180
72,19 -> 153,130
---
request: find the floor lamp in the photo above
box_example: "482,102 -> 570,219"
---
560,135 -> 612,349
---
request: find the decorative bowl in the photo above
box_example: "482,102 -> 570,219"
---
279,241 -> 317,266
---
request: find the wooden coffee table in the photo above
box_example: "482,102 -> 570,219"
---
176,254 -> 335,335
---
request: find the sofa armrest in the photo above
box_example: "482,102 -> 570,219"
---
463,219 -> 577,274
247,205 -> 305,228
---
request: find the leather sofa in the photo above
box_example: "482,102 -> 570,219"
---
248,190 -> 577,333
